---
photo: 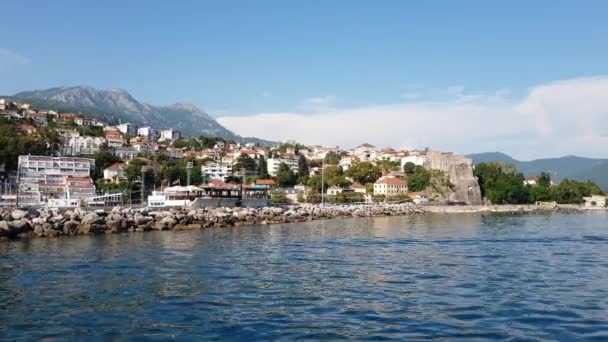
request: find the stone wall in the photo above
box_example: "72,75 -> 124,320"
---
424,151 -> 482,205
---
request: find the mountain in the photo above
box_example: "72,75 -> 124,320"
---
11,86 -> 273,145
467,152 -> 608,190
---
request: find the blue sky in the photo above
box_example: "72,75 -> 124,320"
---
2,1 -> 608,158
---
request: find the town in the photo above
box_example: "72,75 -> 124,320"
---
0,98 -> 605,209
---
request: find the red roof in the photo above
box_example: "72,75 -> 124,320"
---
375,177 -> 407,185
255,179 -> 276,186
351,183 -> 365,189
105,163 -> 125,171
208,179 -> 226,187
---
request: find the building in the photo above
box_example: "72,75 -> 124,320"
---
27,112 -> 48,126
408,192 -> 429,204
74,117 -> 95,126
401,152 -> 427,168
105,129 -> 125,147
524,176 -> 540,186
67,136 -> 107,156
117,123 -> 138,136
267,157 -> 299,176
254,179 -> 276,189
350,183 -> 367,194
132,143 -> 153,154
18,155 -> 95,190
160,129 -> 182,141
327,186 -> 343,195
373,177 -> 408,196
583,195 -> 607,208
201,162 -> 233,182
111,146 -> 138,160
103,163 -> 126,183
0,98 -> 6,111
65,176 -> 96,199
137,126 -> 160,141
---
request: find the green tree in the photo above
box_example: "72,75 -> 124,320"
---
403,162 -> 416,176
408,166 -> 430,192
475,162 -> 529,204
234,153 -> 257,173
539,171 -> 552,188
275,162 -> 297,187
258,155 -> 270,178
306,175 -> 328,192
91,147 -> 122,181
298,154 -> 309,179
324,151 -> 341,165
346,161 -> 382,184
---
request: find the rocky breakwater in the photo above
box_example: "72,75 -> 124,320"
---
0,203 -> 425,240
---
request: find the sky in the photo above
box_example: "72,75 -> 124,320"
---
2,1 -> 608,159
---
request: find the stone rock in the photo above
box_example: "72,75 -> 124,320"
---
11,209 -> 27,220
81,213 -> 100,225
34,225 -> 44,237
63,220 -> 79,235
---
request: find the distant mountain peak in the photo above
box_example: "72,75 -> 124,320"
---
171,102 -> 202,113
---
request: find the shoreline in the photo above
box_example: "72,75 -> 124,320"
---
0,203 -> 602,241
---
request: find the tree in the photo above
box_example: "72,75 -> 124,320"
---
408,166 -> 430,192
275,162 -> 297,187
403,162 -> 416,176
324,151 -> 341,165
298,154 -> 309,179
474,162 -> 529,204
234,154 -> 257,173
92,148 -> 121,181
258,155 -> 270,178
306,175 -> 327,192
539,172 -> 552,188
346,161 -> 382,184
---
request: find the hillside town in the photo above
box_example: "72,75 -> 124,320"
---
0,98 -> 605,209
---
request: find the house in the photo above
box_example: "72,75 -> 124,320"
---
67,136 -> 107,155
65,176 -> 96,200
0,99 -> 6,111
17,155 -> 95,193
105,131 -> 125,147
583,195 -> 607,208
408,192 -> 429,204
117,123 -> 138,136
18,124 -> 36,135
350,183 -> 367,194
201,162 -> 233,182
160,129 -> 181,141
327,186 -> 343,195
103,163 -> 126,182
524,176 -> 540,186
111,146 -> 138,160
137,126 -> 160,141
339,156 -> 355,171
74,117 -> 95,126
373,177 -> 408,196
267,157 -> 299,176
57,113 -> 77,123
27,112 -> 48,126
401,152 -> 427,168
132,143 -> 153,154
254,179 -> 276,189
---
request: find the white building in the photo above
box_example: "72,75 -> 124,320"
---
103,163 -> 126,182
160,129 -> 182,141
201,162 -> 233,182
339,156 -> 355,171
401,153 -> 427,168
327,186 -> 343,195
137,126 -> 160,141
267,157 -> 299,176
111,146 -> 138,160
373,177 -> 408,196
132,143 -> 153,154
67,136 -> 107,156
117,123 -> 138,136
18,156 -> 95,192
583,195 -> 607,208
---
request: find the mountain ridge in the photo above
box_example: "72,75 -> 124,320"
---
11,85 -> 273,145
467,152 -> 608,190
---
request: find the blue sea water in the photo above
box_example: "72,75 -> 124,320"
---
1,213 -> 608,341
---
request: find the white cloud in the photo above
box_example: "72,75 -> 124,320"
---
301,95 -> 338,106
219,76 -> 608,159
0,48 -> 29,71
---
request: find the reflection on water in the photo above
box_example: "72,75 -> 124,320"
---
1,213 -> 608,340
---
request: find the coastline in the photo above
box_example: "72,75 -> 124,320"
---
0,203 -> 602,241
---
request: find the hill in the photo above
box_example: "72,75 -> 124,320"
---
467,152 -> 608,190
8,86 -> 274,146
